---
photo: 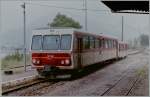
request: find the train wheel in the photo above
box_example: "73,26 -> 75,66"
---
36,69 -> 45,79
37,69 -> 57,79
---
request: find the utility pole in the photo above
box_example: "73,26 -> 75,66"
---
149,0 -> 150,49
121,16 -> 124,41
84,0 -> 88,31
21,3 -> 27,72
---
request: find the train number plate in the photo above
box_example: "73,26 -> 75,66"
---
44,65 -> 51,71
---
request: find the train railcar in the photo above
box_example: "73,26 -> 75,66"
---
31,28 -> 127,78
118,41 -> 128,58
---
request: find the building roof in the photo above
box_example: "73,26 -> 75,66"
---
101,0 -> 149,14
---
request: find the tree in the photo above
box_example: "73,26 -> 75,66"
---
139,34 -> 149,47
48,13 -> 82,29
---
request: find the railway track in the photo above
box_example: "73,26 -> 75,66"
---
2,51 -> 147,96
2,79 -> 65,96
2,75 -> 67,96
2,78 -> 48,95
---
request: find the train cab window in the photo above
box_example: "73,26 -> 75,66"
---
43,35 -> 60,50
61,35 -> 72,50
31,35 -> 42,50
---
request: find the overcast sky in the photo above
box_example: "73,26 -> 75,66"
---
0,0 -> 149,49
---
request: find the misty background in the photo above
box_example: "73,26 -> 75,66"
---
0,0 -> 149,51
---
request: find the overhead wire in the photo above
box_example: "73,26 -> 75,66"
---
25,2 -> 110,12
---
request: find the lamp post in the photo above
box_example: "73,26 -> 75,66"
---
121,16 -> 124,41
84,0 -> 88,31
21,3 -> 27,72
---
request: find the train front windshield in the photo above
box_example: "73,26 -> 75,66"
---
31,35 -> 72,50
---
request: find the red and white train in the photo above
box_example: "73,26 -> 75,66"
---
31,28 -> 128,78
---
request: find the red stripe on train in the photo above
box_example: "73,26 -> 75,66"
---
32,53 -> 71,66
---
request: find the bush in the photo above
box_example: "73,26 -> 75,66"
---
1,52 -> 23,69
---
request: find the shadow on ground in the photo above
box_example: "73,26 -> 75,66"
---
46,58 -> 124,82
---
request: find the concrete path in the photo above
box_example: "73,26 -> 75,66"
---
1,66 -> 37,82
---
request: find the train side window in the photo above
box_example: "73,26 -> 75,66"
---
105,39 -> 108,49
74,37 -> 78,50
123,44 -> 125,50
109,40 -> 111,48
90,36 -> 95,49
83,36 -> 90,49
120,44 -> 122,51
112,40 -> 115,48
103,39 -> 105,48
93,37 -> 96,48
111,40 -> 113,48
99,39 -> 102,48
110,40 -> 112,48
101,39 -> 103,48
113,40 -> 116,48
107,40 -> 109,48
102,39 -> 105,48
93,37 -> 95,48
111,40 -> 114,48
108,40 -> 111,48
95,38 -> 99,48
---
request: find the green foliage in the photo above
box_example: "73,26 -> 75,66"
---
3,52 -> 23,61
1,52 -> 23,69
48,13 -> 82,29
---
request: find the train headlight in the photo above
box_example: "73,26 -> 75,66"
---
36,60 -> 40,64
32,59 -> 40,64
32,59 -> 36,64
61,60 -> 64,64
65,59 -> 70,64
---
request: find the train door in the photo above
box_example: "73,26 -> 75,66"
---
77,38 -> 83,68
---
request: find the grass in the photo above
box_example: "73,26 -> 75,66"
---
136,65 -> 147,77
1,52 -> 31,70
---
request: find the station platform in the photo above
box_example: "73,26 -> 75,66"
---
1,66 -> 37,83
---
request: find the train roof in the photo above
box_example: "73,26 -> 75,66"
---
32,27 -> 118,40
32,27 -> 76,35
34,27 -> 75,30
